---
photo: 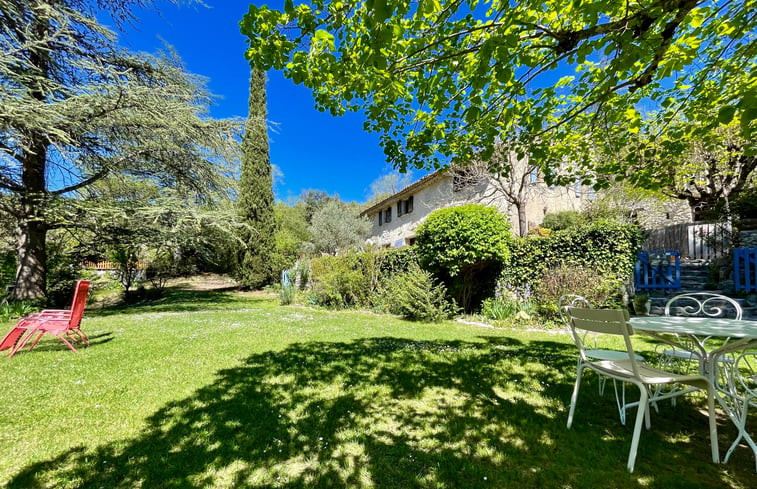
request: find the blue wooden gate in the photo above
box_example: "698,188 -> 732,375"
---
734,247 -> 757,292
634,250 -> 681,291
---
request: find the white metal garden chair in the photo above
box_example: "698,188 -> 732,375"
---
722,350 -> 757,471
558,294 -> 645,425
565,307 -> 719,473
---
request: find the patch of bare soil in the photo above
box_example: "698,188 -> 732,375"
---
167,274 -> 239,291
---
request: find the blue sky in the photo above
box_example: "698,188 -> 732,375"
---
113,1 -> 416,203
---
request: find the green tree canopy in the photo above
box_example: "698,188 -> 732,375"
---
1,0 -> 241,300
241,0 -> 756,178
307,200 -> 371,255
238,69 -> 276,289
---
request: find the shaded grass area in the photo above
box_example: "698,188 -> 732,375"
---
0,292 -> 754,488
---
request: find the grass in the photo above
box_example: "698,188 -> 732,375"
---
0,286 -> 754,488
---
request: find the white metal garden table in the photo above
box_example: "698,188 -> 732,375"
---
630,316 -> 757,467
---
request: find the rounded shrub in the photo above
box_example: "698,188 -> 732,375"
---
416,204 -> 511,276
416,204 -> 512,311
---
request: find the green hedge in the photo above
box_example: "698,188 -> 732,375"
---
501,219 -> 643,302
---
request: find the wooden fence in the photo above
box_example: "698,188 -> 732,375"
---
643,222 -> 730,260
82,260 -> 145,270
733,248 -> 757,292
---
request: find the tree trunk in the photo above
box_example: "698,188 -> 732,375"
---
515,202 -> 528,237
14,219 -> 47,301
12,6 -> 50,302
14,137 -> 48,301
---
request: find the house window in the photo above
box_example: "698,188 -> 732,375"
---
396,196 -> 414,216
378,212 -> 383,226
665,212 -> 671,220
574,182 -> 582,198
529,168 -> 539,183
406,237 -> 417,246
384,207 -> 392,223
587,186 -> 595,201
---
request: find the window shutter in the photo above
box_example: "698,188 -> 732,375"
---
397,201 -> 403,217
406,196 -> 414,213
385,207 -> 392,223
379,212 -> 383,226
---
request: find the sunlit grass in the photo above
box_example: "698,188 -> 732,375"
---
0,287 -> 753,488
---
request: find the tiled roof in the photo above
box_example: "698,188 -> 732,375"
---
360,170 -> 448,217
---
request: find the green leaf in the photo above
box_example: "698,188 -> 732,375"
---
717,105 -> 736,125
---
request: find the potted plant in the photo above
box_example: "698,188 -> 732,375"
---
633,293 -> 651,315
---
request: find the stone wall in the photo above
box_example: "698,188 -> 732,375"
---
739,230 -> 757,248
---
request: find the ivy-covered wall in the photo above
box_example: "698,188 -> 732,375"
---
502,220 -> 644,297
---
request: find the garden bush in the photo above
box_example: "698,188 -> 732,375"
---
309,254 -> 371,308
534,264 -> 619,317
416,204 -> 511,312
541,210 -> 582,231
501,219 -> 642,313
373,263 -> 458,322
307,248 -> 421,309
0,300 -> 37,321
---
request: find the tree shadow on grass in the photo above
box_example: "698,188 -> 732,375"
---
87,287 -> 269,317
7,336 -> 752,488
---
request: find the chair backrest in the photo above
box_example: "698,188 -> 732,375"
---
558,294 -> 591,348
664,292 -> 742,320
566,307 -> 641,376
558,294 -> 590,322
68,280 -> 90,329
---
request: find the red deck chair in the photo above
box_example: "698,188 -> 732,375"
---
0,280 -> 90,357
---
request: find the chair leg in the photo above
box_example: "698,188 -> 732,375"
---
613,380 -> 627,425
27,331 -> 46,351
567,364 -> 585,429
76,329 -> 89,346
598,375 -> 607,396
706,385 -> 720,464
627,386 -> 648,473
56,334 -> 78,353
9,329 -> 39,357
722,394 -> 755,469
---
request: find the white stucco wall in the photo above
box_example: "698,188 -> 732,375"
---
365,174 -> 591,247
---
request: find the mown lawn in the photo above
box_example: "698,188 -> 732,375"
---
0,286 -> 754,488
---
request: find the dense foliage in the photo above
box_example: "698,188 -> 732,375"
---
241,1 -> 756,179
238,69 -> 276,289
416,204 -> 511,311
416,205 -> 510,276
1,0 -> 241,300
501,220 -> 643,312
306,201 -> 372,255
271,202 -> 311,275
373,263 -> 458,322
308,252 -> 382,308
541,211 -> 583,231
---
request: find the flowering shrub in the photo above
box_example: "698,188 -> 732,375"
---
480,282 -> 536,321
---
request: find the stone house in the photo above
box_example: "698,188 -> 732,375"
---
360,166 -> 594,248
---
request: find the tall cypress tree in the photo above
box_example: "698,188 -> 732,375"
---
238,69 -> 276,289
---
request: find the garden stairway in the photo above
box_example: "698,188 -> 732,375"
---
648,260 -> 757,320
